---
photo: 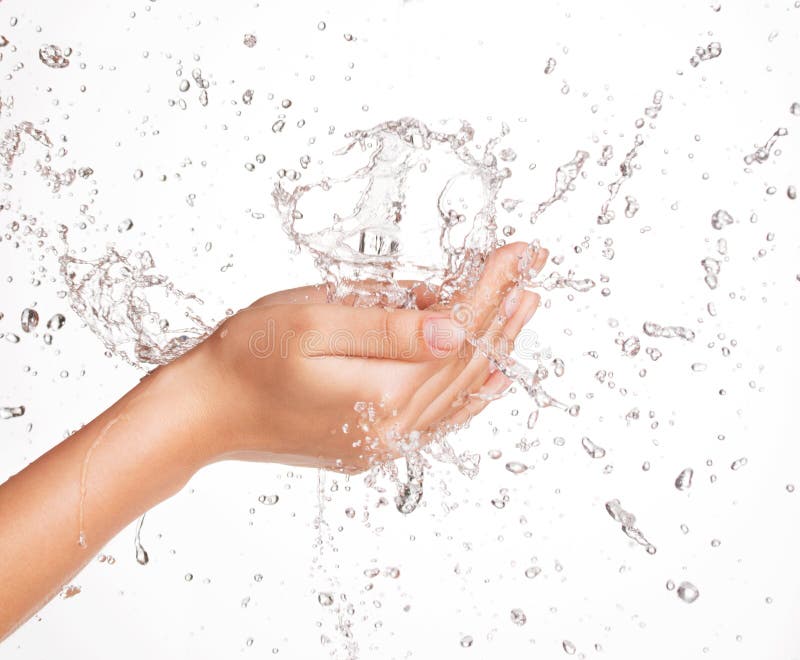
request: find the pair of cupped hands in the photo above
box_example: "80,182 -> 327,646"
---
179,242 -> 548,474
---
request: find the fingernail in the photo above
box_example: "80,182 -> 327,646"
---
503,290 -> 522,319
424,316 -> 466,355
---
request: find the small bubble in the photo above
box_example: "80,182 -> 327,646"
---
460,635 -> 473,648
562,640 -> 576,655
258,494 -> 279,505
524,566 -> 542,578
318,592 -> 334,606
243,33 -> 257,48
317,21 -> 327,31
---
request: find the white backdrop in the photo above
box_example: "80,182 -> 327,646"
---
1,0 -> 799,658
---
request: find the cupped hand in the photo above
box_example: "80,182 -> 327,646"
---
190,242 -> 548,473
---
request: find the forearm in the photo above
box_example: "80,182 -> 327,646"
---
0,349 -> 215,640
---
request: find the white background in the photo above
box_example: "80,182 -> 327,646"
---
1,0 -> 799,658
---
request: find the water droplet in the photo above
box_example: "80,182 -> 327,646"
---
39,44 -> 70,68
505,461 -> 528,474
711,209 -> 734,230
677,581 -> 700,603
1,405 -> 25,420
581,437 -> 606,459
730,457 -> 748,471
675,467 -> 694,491
689,42 -> 722,67
20,308 -> 39,333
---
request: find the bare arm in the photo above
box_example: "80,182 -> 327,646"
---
0,241 -> 546,641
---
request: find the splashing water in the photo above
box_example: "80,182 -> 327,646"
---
57,227 -> 214,367
605,499 -> 656,554
274,117 -> 591,513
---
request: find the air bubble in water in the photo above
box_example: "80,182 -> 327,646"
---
525,566 -> 542,578
243,33 -> 257,48
460,635 -> 473,648
258,494 -> 279,505
544,57 -> 556,74
318,592 -> 334,606
677,581 -> 700,603
272,119 -> 286,133
562,640 -> 576,655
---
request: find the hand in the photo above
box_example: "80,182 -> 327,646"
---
188,242 -> 549,473
0,241 -> 548,639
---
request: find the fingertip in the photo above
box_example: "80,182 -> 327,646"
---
423,314 -> 467,357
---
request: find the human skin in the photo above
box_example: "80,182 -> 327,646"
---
0,241 -> 547,640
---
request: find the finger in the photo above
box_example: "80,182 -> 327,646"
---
452,242 -> 549,335
441,371 -> 513,428
461,290 -> 541,394
249,284 -> 331,308
285,303 -> 468,361
252,280 -> 437,310
405,290 -> 540,432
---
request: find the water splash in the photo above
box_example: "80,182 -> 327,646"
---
744,128 -> 787,166
57,228 -> 214,367
134,514 -> 149,565
605,499 -> 656,554
689,42 -> 722,67
597,90 -> 663,224
274,117 -> 559,513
